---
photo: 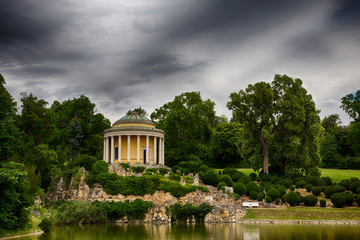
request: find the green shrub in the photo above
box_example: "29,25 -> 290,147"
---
249,172 -> 257,181
333,184 -> 346,193
320,199 -> 326,207
305,183 -> 313,192
289,185 -> 295,191
38,217 -> 53,233
295,180 -> 307,188
270,175 -> 280,184
277,186 -> 286,197
241,175 -> 251,184
91,160 -> 108,174
233,182 -> 247,196
340,179 -> 351,190
261,173 -> 271,182
125,199 -> 153,220
169,203 -> 213,223
217,182 -> 228,192
219,175 -> 234,187
169,173 -> 181,182
202,170 -> 219,186
223,167 -> 238,177
70,155 -> 98,171
345,192 -> 354,206
285,191 -> 301,206
131,166 -> 146,173
255,176 -> 262,182
233,193 -> 240,200
146,168 -> 159,174
357,186 -> 360,194
324,186 -> 334,198
356,195 -> 360,206
257,192 -> 264,201
232,172 -> 243,183
246,182 -> 260,195
159,168 -> 170,176
275,198 -> 281,205
311,186 -> 322,196
321,176 -> 332,186
267,188 -> 280,201
120,163 -> 130,171
349,181 -> 360,193
184,176 -> 194,185
331,193 -> 346,208
306,176 -> 320,186
303,194 -> 318,206
178,161 -> 200,174
279,179 -> 293,188
199,164 -> 210,173
265,195 -> 272,203
250,191 -> 258,200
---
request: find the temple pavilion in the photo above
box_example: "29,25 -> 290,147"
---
103,112 -> 165,165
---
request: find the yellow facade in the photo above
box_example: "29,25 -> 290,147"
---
112,136 -> 155,165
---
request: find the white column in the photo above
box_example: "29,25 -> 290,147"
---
137,135 -> 140,164
111,136 -> 114,164
103,138 -> 106,161
159,137 -> 162,165
118,136 -> 121,164
161,138 -> 165,165
127,135 -> 131,163
105,137 -> 109,163
146,135 -> 149,164
153,137 -> 157,165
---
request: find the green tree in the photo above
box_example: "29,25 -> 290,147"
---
0,162 -> 33,232
320,134 -> 341,168
68,117 -> 83,159
228,75 -> 323,175
34,144 -> 58,190
127,107 -> 147,116
227,82 -> 274,173
0,74 -> 20,161
210,122 -> 244,167
151,92 -> 215,166
341,90 -> 360,121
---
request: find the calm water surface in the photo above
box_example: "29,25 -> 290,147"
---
22,223 -> 360,240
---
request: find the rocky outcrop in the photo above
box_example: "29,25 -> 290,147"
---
47,167 -> 247,223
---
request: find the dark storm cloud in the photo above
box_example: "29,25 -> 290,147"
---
331,0 -> 360,25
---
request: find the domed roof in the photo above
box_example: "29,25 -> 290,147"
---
112,112 -> 155,128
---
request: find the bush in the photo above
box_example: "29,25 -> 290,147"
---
169,173 -> 181,182
257,192 -> 264,201
131,166 -> 145,173
202,170 -> 219,186
91,160 -> 108,174
277,186 -> 286,198
217,182 -> 228,192
303,194 -> 318,206
255,176 -> 262,182
241,175 -> 251,184
250,191 -> 258,200
219,175 -> 234,187
199,164 -> 210,173
345,192 -> 354,206
38,217 -> 53,232
246,182 -> 260,195
331,193 -> 346,208
120,163 -> 130,171
265,195 -> 272,203
275,198 -> 281,205
249,172 -> 257,181
295,180 -> 307,188
356,195 -> 360,207
169,203 -> 213,223
321,176 -> 332,186
285,191 -> 301,206
324,186 -> 334,198
320,199 -> 326,207
270,175 -> 280,184
311,186 -> 322,196
279,179 -> 293,188
71,154 -> 98,171
305,183 -> 313,192
233,182 -> 246,196
178,161 -> 200,174
267,188 -> 280,201
159,168 -> 170,176
232,172 -> 243,183
261,173 -> 271,182
289,185 -> 295,191
349,181 -> 360,193
333,184 -> 346,194
223,167 -> 238,177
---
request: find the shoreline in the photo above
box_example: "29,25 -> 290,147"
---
0,231 -> 43,240
237,219 -> 360,225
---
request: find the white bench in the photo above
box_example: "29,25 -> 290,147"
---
242,202 -> 259,208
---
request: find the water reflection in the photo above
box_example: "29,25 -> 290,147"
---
21,223 -> 360,240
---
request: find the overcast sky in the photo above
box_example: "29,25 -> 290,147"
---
1,0 -> 359,125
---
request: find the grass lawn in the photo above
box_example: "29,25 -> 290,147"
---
243,207 -> 360,220
320,168 -> 360,183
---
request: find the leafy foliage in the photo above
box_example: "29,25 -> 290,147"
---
168,203 -> 213,223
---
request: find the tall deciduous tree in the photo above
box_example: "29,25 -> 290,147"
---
228,75 -> 323,175
227,82 -> 274,173
341,90 -> 360,121
127,107 -> 147,116
151,92 -> 215,166
0,74 -> 20,161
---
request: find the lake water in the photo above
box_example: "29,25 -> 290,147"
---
22,223 -> 360,240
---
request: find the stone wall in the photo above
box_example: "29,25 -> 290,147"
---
47,167 -> 247,223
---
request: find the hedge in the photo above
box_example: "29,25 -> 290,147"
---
331,193 -> 346,208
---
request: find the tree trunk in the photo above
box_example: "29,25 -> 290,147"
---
258,129 -> 269,174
